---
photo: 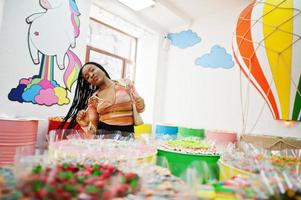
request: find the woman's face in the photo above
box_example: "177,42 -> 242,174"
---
82,64 -> 107,86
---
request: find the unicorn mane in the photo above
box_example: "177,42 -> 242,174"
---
69,0 -> 80,38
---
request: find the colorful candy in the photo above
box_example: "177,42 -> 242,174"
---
18,163 -> 140,199
159,139 -> 218,155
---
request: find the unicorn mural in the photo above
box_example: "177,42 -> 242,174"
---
8,0 -> 82,106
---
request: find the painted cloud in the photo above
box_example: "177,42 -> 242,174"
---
195,45 -> 234,69
167,29 -> 201,49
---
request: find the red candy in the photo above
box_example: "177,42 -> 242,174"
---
18,163 -> 140,199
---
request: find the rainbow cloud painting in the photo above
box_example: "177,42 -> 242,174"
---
8,0 -> 82,106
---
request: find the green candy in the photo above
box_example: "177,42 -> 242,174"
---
32,180 -> 45,192
32,165 -> 43,174
58,171 -> 74,180
92,170 -> 102,176
85,185 -> 98,193
76,163 -> 84,169
62,163 -> 69,169
215,186 -> 234,193
130,178 -> 138,189
47,186 -> 55,193
76,176 -> 86,183
92,164 -> 100,170
64,184 -> 78,196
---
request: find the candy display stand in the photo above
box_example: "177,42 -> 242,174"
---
155,124 -> 178,139
47,139 -> 157,166
48,117 -> 82,133
135,152 -> 157,165
178,127 -> 205,139
219,159 -> 253,180
48,117 -> 64,132
205,130 -> 237,146
0,119 -> 38,165
157,148 -> 220,180
134,123 -> 152,139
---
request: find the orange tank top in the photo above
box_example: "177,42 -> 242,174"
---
88,80 -> 137,126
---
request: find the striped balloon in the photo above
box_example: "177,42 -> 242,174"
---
233,0 -> 301,121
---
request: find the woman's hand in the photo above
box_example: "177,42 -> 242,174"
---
135,97 -> 145,112
88,96 -> 100,108
76,110 -> 88,126
82,131 -> 95,139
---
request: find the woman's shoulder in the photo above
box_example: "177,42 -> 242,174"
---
115,79 -> 133,87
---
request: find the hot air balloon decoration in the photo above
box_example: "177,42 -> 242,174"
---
233,0 -> 301,121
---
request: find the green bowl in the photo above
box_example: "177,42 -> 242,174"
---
157,148 -> 220,181
178,127 -> 205,139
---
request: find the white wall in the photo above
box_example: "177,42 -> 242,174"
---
0,0 -> 5,30
153,37 -> 170,124
135,34 -> 160,124
0,0 -> 91,119
156,1 -> 301,137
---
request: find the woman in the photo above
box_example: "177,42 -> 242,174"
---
60,62 -> 145,138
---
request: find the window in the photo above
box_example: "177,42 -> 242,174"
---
86,17 -> 137,80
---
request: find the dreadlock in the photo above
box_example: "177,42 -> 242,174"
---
60,62 -> 111,129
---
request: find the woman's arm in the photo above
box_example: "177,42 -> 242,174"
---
128,80 -> 145,113
135,97 -> 145,113
76,105 -> 98,138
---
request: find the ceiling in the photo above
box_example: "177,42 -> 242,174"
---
138,0 -> 253,30
94,0 -> 253,33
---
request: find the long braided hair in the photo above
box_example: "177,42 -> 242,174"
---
60,62 -> 111,129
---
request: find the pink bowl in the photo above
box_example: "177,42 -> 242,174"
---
205,130 -> 237,145
0,145 -> 35,155
0,141 -> 36,146
0,139 -> 36,144
0,160 -> 14,163
0,119 -> 38,165
0,160 -> 14,164
0,134 -> 37,138
0,119 -> 38,132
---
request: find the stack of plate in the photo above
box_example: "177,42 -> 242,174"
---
0,119 -> 38,165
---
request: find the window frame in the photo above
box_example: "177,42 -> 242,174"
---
86,17 -> 138,80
